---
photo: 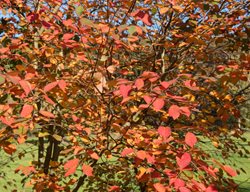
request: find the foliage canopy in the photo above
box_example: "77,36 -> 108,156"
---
0,0 -> 249,191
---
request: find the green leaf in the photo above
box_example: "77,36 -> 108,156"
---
128,26 -> 137,35
80,18 -> 95,27
0,75 -> 5,85
75,6 -> 84,16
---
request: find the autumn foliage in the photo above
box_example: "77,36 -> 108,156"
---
0,0 -> 249,191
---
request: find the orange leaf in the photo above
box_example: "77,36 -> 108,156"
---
19,80 -> 32,96
153,183 -> 166,192
39,110 -> 55,118
185,132 -> 197,148
223,165 -> 237,177
44,81 -> 58,92
21,104 -> 33,118
82,164 -> 93,177
64,158 -> 79,177
136,150 -> 147,160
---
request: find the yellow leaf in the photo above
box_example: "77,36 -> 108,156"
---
160,7 -> 168,15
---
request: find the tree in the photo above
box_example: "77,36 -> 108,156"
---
0,0 -> 249,191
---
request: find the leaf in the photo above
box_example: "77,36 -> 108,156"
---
143,95 -> 152,104
75,6 -> 84,16
180,107 -> 191,117
53,134 -> 62,141
44,81 -> 58,92
177,153 -> 191,170
80,18 -> 95,27
109,186 -> 120,192
0,75 -> 5,85
63,33 -> 75,41
179,187 -> 191,192
119,84 -> 132,98
185,132 -> 197,148
20,104 -> 33,118
223,165 -> 237,177
205,185 -> 218,192
136,150 -> 147,160
19,80 -> 32,96
88,150 -> 99,160
174,178 -> 185,188
160,79 -> 176,89
38,132 -> 49,137
39,110 -> 55,118
184,80 -> 199,91
58,80 -> 66,92
168,105 -> 180,120
64,158 -> 79,177
121,148 -> 134,157
135,78 -> 144,90
153,98 -> 165,111
131,10 -> 153,26
153,183 -> 166,192
158,126 -> 171,142
82,164 -> 93,177
160,7 -> 168,15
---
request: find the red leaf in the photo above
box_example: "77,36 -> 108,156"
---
63,33 -> 75,41
19,80 -> 32,96
177,153 -> 191,170
179,187 -> 191,192
21,104 -> 33,118
43,95 -> 55,105
39,110 -> 55,118
185,132 -> 197,148
109,186 -> 120,192
119,84 -> 132,98
174,178 -> 185,188
58,80 -> 66,92
169,105 -> 180,120
158,126 -> 171,142
64,158 -> 79,177
153,183 -> 166,192
135,78 -> 144,90
205,185 -> 218,192
44,81 -> 58,92
184,80 -> 199,91
180,107 -> 191,117
160,79 -> 176,89
143,95 -> 152,104
82,164 -> 93,177
121,148 -> 134,157
223,165 -> 237,177
131,10 -> 153,26
153,98 -> 165,111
